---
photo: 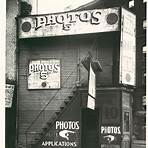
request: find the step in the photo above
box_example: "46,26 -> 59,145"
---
72,89 -> 77,94
68,95 -> 73,100
47,121 -> 52,127
42,127 -> 48,132
30,143 -> 37,148
38,132 -> 44,137
64,100 -> 70,104
60,106 -> 65,110
34,137 -> 40,142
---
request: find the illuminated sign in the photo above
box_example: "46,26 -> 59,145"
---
100,125 -> 121,144
119,8 -> 136,86
18,8 -> 119,38
5,84 -> 15,108
28,59 -> 60,89
42,121 -> 80,147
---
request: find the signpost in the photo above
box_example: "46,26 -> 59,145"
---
119,8 -> 136,86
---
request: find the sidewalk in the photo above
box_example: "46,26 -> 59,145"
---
132,140 -> 146,148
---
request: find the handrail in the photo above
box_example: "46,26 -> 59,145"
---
25,65 -> 78,134
37,89 -> 79,144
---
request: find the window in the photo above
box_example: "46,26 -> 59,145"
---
123,112 -> 130,132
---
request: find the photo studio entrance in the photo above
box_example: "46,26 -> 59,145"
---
17,7 -> 135,148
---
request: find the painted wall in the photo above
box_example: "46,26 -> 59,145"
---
6,1 -> 18,148
17,33 -> 116,147
18,37 -> 78,147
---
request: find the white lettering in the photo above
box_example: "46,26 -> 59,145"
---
91,10 -> 101,24
56,121 -> 80,130
42,141 -> 77,147
34,10 -> 103,31
101,126 -> 121,134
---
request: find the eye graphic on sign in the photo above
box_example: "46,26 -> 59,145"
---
104,135 -> 115,143
59,130 -> 75,140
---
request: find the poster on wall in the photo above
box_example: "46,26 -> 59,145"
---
100,125 -> 121,144
119,8 -> 136,86
41,120 -> 80,147
28,59 -> 60,89
5,84 -> 15,108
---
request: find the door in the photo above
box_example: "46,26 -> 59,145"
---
82,108 -> 99,148
121,92 -> 132,148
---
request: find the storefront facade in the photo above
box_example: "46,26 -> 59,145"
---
17,7 -> 136,148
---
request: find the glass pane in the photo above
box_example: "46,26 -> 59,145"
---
123,112 -> 130,132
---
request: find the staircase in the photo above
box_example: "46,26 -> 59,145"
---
25,66 -> 79,148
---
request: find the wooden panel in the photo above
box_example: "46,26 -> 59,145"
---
18,37 -> 78,146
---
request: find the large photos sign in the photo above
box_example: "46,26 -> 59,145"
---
18,8 -> 119,38
28,59 -> 60,89
119,8 -> 136,86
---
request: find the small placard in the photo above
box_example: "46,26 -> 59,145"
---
5,84 -> 15,108
28,59 -> 60,89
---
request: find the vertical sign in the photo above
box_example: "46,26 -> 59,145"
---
87,62 -> 96,110
119,8 -> 136,86
5,84 -> 15,108
28,59 -> 60,89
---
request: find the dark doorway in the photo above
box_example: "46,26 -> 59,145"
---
82,108 -> 99,148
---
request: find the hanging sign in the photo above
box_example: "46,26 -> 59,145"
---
18,7 -> 119,38
28,59 -> 60,89
119,8 -> 136,86
5,84 -> 15,108
87,62 -> 96,110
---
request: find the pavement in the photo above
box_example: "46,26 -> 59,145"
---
132,140 -> 146,148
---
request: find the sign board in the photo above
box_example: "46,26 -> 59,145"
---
28,59 -> 60,89
119,8 -> 136,86
88,62 -> 96,98
41,121 -> 80,147
5,84 -> 15,108
87,62 -> 96,110
87,96 -> 95,110
18,7 -> 119,38
100,125 -> 121,144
